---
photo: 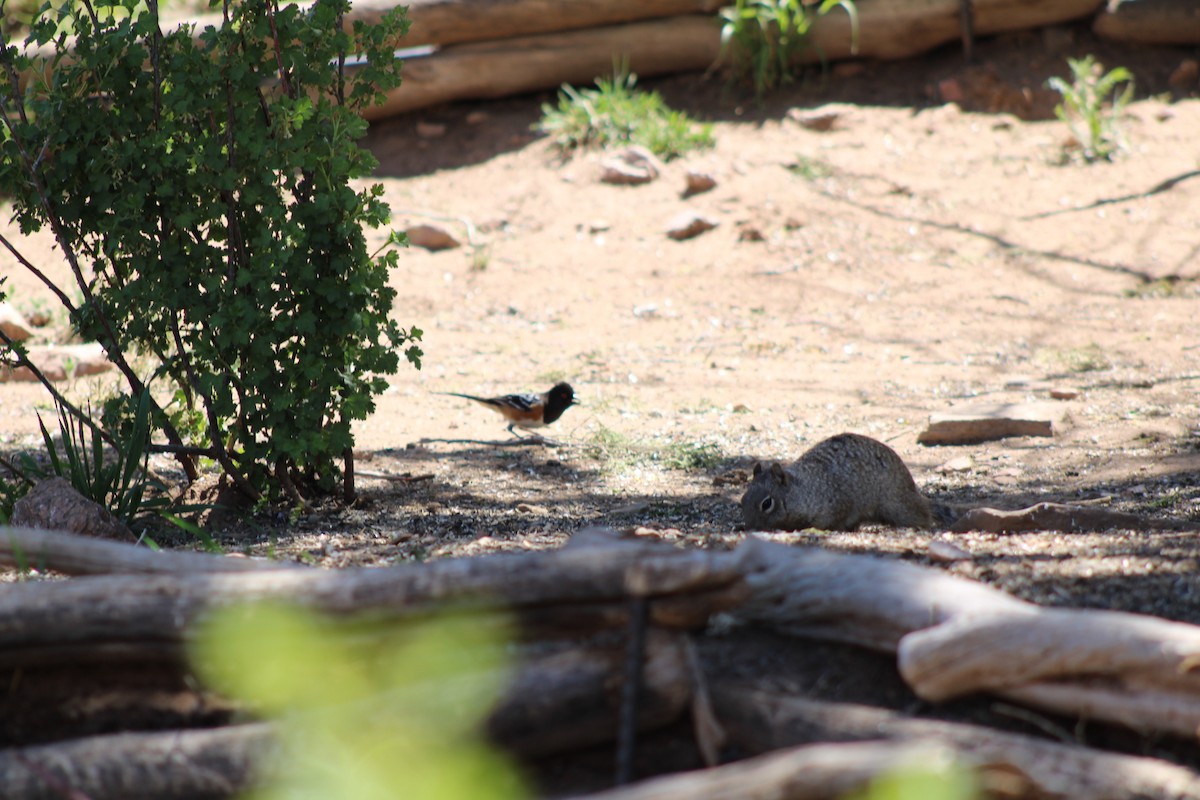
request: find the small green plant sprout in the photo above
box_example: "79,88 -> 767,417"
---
536,63 -> 714,160
718,0 -> 859,98
193,602 -> 527,800
1045,55 -> 1135,162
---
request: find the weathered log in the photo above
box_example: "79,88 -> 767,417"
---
488,629 -> 693,756
173,0 -> 724,49
0,632 -> 691,798
574,739 -> 1021,800
707,685 -> 1200,800
0,529 -> 746,667
949,502 -> 1156,533
367,0 -> 1108,118
0,526 -> 297,575
19,0 -> 1112,120
899,609 -> 1200,737
732,538 -> 1200,739
364,16 -> 723,120
732,537 -> 1033,652
1093,0 -> 1200,45
0,723 -> 273,800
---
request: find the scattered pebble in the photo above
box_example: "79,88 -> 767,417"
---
406,224 -> 461,251
683,170 -> 717,197
666,211 -> 719,241
416,121 -> 446,138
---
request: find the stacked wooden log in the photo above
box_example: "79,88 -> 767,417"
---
19,0 -> 1199,119
3,525 -> 1200,798
224,0 -> 1200,118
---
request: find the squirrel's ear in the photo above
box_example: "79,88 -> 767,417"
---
769,462 -> 789,485
752,461 -> 764,478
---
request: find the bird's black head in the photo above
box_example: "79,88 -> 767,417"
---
543,382 -> 577,424
549,382 -> 576,407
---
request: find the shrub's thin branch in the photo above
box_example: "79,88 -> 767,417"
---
0,231 -> 78,314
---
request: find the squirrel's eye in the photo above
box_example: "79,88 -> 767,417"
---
760,497 -> 774,513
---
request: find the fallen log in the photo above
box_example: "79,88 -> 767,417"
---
0,526 -> 298,575
574,739 -> 1028,800
364,16 -> 724,120
0,528 -> 747,668
706,685 -> 1200,800
1093,0 -> 1200,45
948,502 -> 1159,533
0,723 -> 273,800
171,0 -> 725,49
733,538 -> 1200,738
18,0 -> 1112,119
0,631 -> 692,797
367,0 -> 1108,118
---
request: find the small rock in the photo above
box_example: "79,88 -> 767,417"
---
783,216 -> 805,230
929,539 -> 972,563
937,455 -> 975,474
416,121 -> 446,138
737,225 -> 765,242
918,401 -> 1071,445
0,303 -> 35,342
0,342 -> 113,383
786,106 -> 842,132
11,477 -> 135,541
1049,388 -> 1080,400
599,145 -> 664,185
683,170 -> 718,197
588,219 -> 611,234
465,110 -> 489,125
406,224 -> 461,252
1169,59 -> 1199,91
666,211 -> 719,241
516,502 -> 547,514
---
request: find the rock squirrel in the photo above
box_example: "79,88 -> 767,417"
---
741,433 -> 949,531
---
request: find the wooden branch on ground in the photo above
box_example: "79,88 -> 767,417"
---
705,685 -> 1200,800
1093,0 -> 1200,45
732,538 -> 1200,738
366,0 -> 1108,119
949,502 -> 1163,533
0,723 -> 273,800
0,632 -> 693,798
20,0 -> 1115,118
575,739 -> 1025,800
0,529 -> 747,668
0,526 -> 298,576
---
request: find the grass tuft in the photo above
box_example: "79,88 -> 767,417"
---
536,66 -> 713,160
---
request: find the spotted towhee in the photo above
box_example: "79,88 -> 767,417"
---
440,382 -> 577,436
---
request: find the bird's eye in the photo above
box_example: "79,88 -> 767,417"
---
760,497 -> 774,514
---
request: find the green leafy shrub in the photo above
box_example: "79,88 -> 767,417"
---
1046,55 -> 1134,162
718,0 -> 858,98
0,0 -> 421,503
536,66 -> 713,160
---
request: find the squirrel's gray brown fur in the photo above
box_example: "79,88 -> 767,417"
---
741,433 -> 945,531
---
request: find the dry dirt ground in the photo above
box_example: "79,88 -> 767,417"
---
4,21 -> 1200,784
